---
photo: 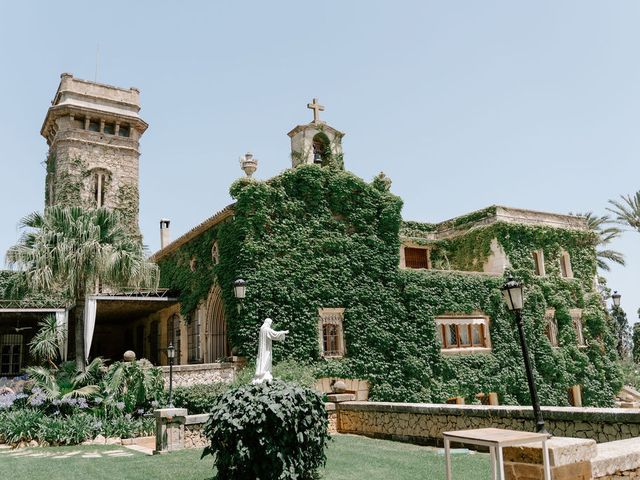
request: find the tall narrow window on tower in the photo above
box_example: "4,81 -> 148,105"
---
93,171 -> 108,208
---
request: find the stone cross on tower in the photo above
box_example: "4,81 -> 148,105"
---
307,98 -> 325,124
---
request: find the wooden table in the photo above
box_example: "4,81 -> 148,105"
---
443,428 -> 551,480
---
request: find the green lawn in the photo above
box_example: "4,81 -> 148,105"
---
0,434 -> 490,480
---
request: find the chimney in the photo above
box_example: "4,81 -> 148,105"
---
160,219 -> 171,249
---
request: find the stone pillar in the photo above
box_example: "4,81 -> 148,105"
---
153,408 -> 187,454
503,437 -> 596,479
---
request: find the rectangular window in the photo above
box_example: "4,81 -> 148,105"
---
404,247 -> 430,269
188,311 -> 202,363
118,125 -> 131,137
0,335 -> 23,376
532,250 -> 545,276
436,316 -> 490,352
88,119 -> 100,132
168,315 -> 182,364
318,308 -> 345,357
103,123 -> 115,135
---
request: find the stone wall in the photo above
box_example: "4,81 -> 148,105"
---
337,402 -> 640,444
184,414 -> 208,449
161,362 -> 239,388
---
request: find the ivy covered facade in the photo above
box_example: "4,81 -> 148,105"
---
154,159 -> 621,407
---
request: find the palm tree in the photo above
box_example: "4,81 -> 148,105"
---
607,191 -> 640,233
6,206 -> 158,371
572,212 -> 625,271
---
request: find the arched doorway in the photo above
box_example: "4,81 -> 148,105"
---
203,283 -> 228,362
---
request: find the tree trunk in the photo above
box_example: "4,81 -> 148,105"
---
75,296 -> 85,372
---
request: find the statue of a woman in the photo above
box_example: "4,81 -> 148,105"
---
253,318 -> 289,384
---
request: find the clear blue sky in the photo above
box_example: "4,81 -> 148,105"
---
0,1 -> 638,319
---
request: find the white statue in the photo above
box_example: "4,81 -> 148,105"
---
253,318 -> 289,384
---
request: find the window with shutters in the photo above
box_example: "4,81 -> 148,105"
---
401,245 -> 431,269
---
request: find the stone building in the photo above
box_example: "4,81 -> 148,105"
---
0,76 -> 621,407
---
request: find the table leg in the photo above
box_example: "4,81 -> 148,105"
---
496,446 -> 505,480
444,438 -> 452,480
542,439 -> 551,480
490,446 -> 497,480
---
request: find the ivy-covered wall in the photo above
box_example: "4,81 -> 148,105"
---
156,165 -> 622,406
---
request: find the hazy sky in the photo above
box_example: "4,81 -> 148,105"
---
0,1 -> 638,319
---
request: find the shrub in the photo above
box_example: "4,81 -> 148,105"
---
101,414 -> 154,439
0,408 -> 43,444
102,359 -> 164,414
202,380 -> 330,480
38,413 -> 97,445
172,383 -> 229,414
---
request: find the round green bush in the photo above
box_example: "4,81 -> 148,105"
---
202,380 -> 330,480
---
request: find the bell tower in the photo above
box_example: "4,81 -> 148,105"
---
41,73 -> 148,237
288,98 -> 345,169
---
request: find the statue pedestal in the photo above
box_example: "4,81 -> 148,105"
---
153,408 -> 187,454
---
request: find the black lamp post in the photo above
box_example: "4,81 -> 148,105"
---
167,342 -> 175,408
501,276 -> 547,434
612,291 -> 621,309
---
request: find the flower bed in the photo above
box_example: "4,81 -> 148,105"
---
0,358 -> 163,447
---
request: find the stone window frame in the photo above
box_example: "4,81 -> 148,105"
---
318,308 -> 345,358
570,308 -> 586,347
211,241 -> 220,265
559,250 -> 574,279
544,308 -> 559,347
435,314 -> 492,355
532,250 -> 546,276
399,242 -> 431,270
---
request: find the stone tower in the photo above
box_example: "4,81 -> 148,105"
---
288,98 -> 345,169
41,73 -> 148,236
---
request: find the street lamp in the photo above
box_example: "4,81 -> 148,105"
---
233,278 -> 247,300
612,291 -> 621,308
501,276 -> 547,434
233,278 -> 247,313
167,342 -> 175,408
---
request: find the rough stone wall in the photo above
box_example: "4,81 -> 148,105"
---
184,423 -> 208,449
50,137 -> 140,233
596,469 -> 640,480
337,402 -> 640,444
161,363 -> 237,388
603,468 -> 640,479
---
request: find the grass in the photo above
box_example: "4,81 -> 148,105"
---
0,434 -> 490,480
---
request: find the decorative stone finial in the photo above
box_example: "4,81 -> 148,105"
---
239,152 -> 258,178
307,98 -> 325,124
123,350 -> 136,362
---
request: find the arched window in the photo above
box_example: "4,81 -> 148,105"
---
312,133 -> 330,165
